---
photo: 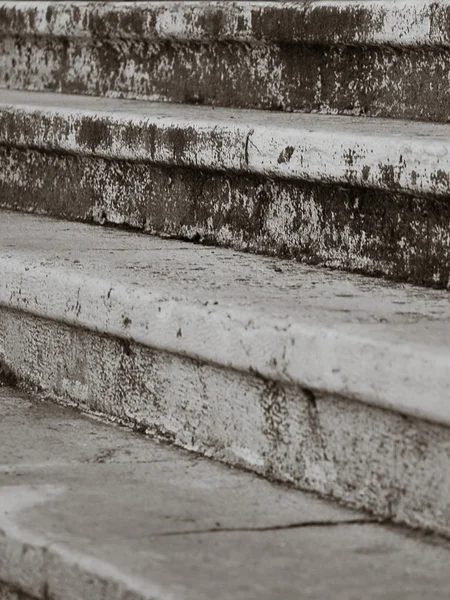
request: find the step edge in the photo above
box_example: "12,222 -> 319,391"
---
0,0 -> 449,48
0,529 -> 168,600
1,91 -> 449,198
2,251 -> 450,428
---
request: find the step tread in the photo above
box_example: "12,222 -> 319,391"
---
1,90 -> 449,198
2,211 -> 450,426
2,385 -> 450,600
2,88 -> 448,138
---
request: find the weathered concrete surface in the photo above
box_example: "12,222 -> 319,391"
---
1,90 -> 450,198
0,1 -> 449,120
2,1 -> 450,46
0,92 -> 450,287
3,91 -> 450,285
2,385 -> 450,600
2,212 -> 450,427
3,146 -> 450,287
4,307 -> 450,535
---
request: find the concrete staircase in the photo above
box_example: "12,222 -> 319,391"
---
1,0 -> 450,582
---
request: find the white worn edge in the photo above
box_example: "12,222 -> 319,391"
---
2,256 -> 450,428
1,93 -> 450,197
0,0 -> 447,47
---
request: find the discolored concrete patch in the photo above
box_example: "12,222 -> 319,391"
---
2,90 -> 450,286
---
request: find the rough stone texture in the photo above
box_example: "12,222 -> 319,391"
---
0,1 -> 449,121
2,307 -> 450,537
3,212 -> 450,426
3,386 -> 450,599
1,90 -> 450,197
2,90 -> 450,285
3,146 -> 450,287
1,37 -> 449,122
2,0 -> 450,46
0,0 -> 450,47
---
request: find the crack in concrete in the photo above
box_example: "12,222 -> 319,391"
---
0,458 -> 180,472
84,456 -> 180,465
151,517 -> 379,537
244,128 -> 255,167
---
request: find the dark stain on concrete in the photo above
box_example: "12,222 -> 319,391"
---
76,118 -> 113,152
379,165 -> 398,188
431,170 -> 450,191
0,35 -> 449,121
362,166 -> 371,182
277,146 -> 295,164
261,380 -> 290,449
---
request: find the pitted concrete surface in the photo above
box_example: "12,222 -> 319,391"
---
3,89 -> 450,286
2,385 -> 450,600
0,2 -> 449,120
2,212 -> 450,427
1,90 -> 450,196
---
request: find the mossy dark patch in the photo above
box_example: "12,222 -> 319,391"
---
76,118 -> 113,152
0,360 -> 18,387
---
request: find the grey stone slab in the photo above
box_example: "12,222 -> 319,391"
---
3,147 -> 450,287
1,386 -> 450,600
0,386 -> 365,529
2,211 -> 450,427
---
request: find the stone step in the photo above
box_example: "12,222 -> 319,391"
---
3,384 -> 450,600
2,210 -> 450,535
1,89 -> 450,286
0,0 -> 449,121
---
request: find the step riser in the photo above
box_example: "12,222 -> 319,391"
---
1,0 -> 449,121
2,91 -> 449,197
2,306 -> 450,536
3,0 -> 449,46
1,37 -> 449,121
2,146 -> 450,287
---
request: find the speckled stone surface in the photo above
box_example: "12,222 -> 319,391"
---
0,1 -> 449,120
1,90 -> 450,285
